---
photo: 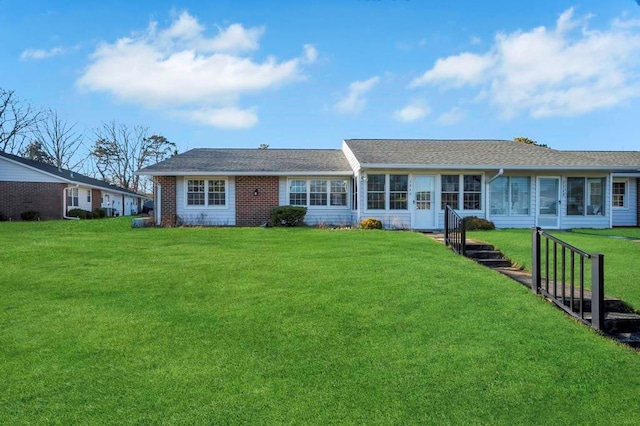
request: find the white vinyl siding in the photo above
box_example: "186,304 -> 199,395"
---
612,178 -> 637,226
176,176 -> 236,225
0,157 -> 64,182
278,177 -> 352,226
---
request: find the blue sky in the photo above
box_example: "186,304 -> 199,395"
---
1,0 -> 640,153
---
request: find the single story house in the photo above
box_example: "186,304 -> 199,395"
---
137,139 -> 640,230
0,150 -> 147,220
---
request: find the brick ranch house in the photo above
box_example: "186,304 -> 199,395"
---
0,150 -> 147,220
137,139 -> 640,230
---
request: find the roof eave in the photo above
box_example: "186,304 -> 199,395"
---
136,170 -> 354,177
359,163 -> 634,171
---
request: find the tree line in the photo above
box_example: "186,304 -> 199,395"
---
0,87 -> 176,193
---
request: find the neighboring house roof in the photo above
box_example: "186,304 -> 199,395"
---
343,139 -> 637,170
138,148 -> 353,175
0,150 -> 145,197
564,151 -> 640,167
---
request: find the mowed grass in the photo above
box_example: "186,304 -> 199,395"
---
468,228 -> 640,309
1,219 -> 639,424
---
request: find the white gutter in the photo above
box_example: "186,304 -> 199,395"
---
62,184 -> 81,220
152,177 -> 161,226
137,170 -> 353,177
358,163 -> 634,171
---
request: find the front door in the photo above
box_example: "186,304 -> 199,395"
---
413,176 -> 436,229
537,177 -> 560,228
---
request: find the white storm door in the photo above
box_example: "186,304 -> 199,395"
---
413,176 -> 436,229
537,177 -> 560,229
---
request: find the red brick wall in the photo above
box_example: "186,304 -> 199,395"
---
235,176 -> 279,226
91,189 -> 101,211
0,181 -> 66,220
157,176 -> 177,226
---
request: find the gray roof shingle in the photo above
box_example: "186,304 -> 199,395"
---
344,139 -> 639,169
0,150 -> 145,197
138,148 -> 353,174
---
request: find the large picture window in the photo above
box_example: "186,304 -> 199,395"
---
490,177 -> 530,215
187,179 -> 227,207
389,175 -> 408,210
613,181 -> 626,208
367,174 -> 386,210
289,179 -> 349,207
441,175 -> 482,210
567,177 -> 605,216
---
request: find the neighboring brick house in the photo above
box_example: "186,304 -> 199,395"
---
137,140 -> 640,230
0,151 -> 147,220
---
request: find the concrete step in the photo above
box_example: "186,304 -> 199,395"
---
465,243 -> 494,251
582,312 -> 640,333
474,258 -> 513,268
557,297 -> 635,314
605,312 -> 640,334
608,332 -> 640,349
465,249 -> 505,260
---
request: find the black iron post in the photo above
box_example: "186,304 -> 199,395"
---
591,253 -> 605,331
444,206 -> 450,247
531,227 -> 541,294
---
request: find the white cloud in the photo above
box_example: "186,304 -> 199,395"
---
393,100 -> 430,122
410,8 -> 640,118
178,107 -> 258,129
20,46 -> 65,60
303,44 -> 318,63
409,52 -> 493,88
77,11 -> 316,129
334,76 -> 380,114
437,107 -> 465,125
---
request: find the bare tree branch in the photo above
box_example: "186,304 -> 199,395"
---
91,121 -> 176,193
0,88 -> 43,153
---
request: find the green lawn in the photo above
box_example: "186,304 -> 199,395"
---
468,228 -> 640,309
1,219 -> 639,424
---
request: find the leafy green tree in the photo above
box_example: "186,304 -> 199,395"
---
20,140 -> 54,164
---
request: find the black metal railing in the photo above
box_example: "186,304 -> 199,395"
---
531,227 -> 605,331
444,205 -> 466,256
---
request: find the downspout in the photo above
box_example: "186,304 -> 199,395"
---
488,168 -> 504,183
63,183 -> 81,220
152,177 -> 162,226
486,169 -> 504,222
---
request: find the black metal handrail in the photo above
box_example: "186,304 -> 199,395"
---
531,227 -> 605,331
444,205 -> 466,256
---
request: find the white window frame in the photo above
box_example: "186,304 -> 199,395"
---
612,179 -> 628,209
184,178 -> 228,209
567,177 -> 606,216
287,178 -> 350,208
490,176 -> 531,216
363,174 -> 410,211
440,174 -> 483,211
86,190 -> 92,204
67,187 -> 79,208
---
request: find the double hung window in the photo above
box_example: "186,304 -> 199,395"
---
186,179 -> 227,207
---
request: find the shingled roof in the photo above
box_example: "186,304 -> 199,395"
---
0,150 -> 145,197
564,151 -> 640,167
138,148 -> 353,175
344,139 -> 638,170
